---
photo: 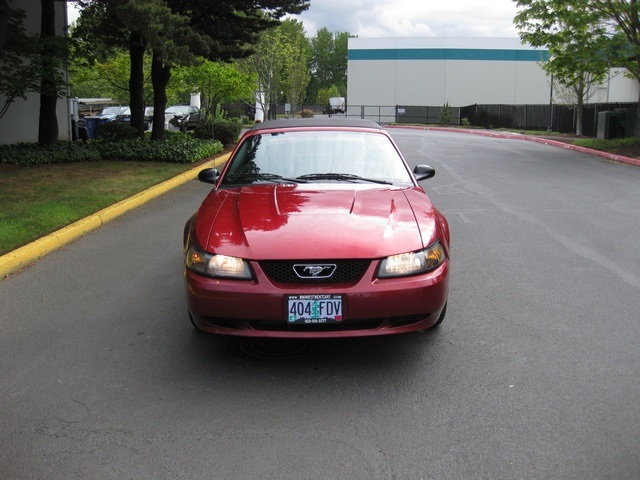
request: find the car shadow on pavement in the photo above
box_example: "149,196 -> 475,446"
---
183,327 -> 444,369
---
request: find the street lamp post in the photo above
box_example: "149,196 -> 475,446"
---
547,75 -> 554,132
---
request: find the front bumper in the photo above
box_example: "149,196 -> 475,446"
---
185,258 -> 449,338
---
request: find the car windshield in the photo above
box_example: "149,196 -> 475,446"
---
166,106 -> 190,114
222,130 -> 414,185
101,107 -> 123,115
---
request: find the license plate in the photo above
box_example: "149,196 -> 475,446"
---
287,294 -> 343,324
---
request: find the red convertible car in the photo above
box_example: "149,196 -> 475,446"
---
184,118 -> 450,338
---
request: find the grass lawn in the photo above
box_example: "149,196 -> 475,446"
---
0,160 -> 208,255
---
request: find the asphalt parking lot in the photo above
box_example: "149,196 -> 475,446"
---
1,128 -> 639,479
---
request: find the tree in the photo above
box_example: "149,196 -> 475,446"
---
0,3 -> 39,119
172,59 -> 255,121
587,1 -> 640,137
331,31 -> 351,94
514,0 -> 640,137
514,0 -> 611,135
174,1 -> 309,122
239,28 -> 288,120
74,0 -> 204,139
70,49 -> 151,104
307,27 -> 353,104
277,19 -> 310,115
310,28 -> 333,87
74,0 -> 309,137
0,0 -> 68,144
167,0 -> 309,61
316,85 -> 340,108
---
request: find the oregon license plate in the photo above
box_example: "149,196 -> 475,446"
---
287,294 -> 343,324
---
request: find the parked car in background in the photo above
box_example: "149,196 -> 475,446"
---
184,118 -> 450,338
165,105 -> 203,131
115,106 -> 154,130
77,106 -> 129,140
97,106 -> 130,121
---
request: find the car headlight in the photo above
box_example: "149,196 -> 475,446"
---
186,244 -> 252,279
377,241 -> 446,278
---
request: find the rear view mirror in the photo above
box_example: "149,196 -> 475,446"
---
413,165 -> 435,181
198,168 -> 219,185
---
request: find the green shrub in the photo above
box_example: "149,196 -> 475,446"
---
0,134 -> 223,166
194,118 -> 242,147
0,142 -> 102,165
97,121 -> 138,141
574,136 -> 640,153
97,136 -> 223,163
439,102 -> 454,125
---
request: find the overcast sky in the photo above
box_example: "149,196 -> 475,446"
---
68,1 -> 520,39
289,0 -> 520,38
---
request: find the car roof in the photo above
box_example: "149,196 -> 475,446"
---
249,118 -> 383,132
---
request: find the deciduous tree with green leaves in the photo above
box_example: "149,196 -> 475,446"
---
307,28 -> 353,103
278,19 -> 310,116
172,60 -> 255,121
589,0 -> 640,137
514,0 -> 640,137
514,0 -> 611,135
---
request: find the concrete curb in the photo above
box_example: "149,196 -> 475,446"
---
388,125 -> 640,167
0,153 -> 230,278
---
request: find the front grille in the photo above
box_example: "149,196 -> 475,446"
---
260,259 -> 370,284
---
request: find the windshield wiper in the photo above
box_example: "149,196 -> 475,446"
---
226,173 -> 303,184
296,173 -> 392,185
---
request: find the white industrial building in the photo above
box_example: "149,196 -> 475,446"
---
346,37 -> 639,108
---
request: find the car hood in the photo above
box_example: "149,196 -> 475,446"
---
193,185 -> 439,260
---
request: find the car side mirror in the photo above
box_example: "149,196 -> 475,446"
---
413,165 -> 435,181
198,168 -> 219,185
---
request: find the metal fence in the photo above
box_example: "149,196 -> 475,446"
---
467,103 -> 638,136
227,102 -> 637,137
343,103 -> 637,137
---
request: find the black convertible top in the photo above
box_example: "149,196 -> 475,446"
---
249,117 -> 382,132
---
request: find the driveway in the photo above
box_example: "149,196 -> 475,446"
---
1,128 -> 639,479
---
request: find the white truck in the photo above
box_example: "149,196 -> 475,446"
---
328,97 -> 345,114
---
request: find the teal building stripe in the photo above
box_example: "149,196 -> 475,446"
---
348,48 -> 549,62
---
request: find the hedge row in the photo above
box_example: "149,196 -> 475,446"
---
0,131 -> 224,166
97,118 -> 243,147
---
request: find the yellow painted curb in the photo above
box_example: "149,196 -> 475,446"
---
0,153 -> 230,278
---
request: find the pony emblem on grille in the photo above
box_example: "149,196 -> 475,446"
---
293,264 -> 336,279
